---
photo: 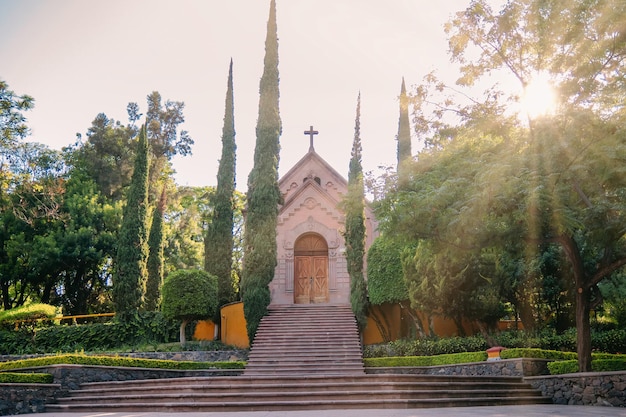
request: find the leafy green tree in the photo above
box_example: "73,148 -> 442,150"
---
343,93 -> 368,331
66,113 -> 135,201
396,78 -> 412,179
161,269 -> 218,346
144,91 -> 194,201
145,188 -> 166,311
241,0 -> 282,341
377,0 -> 626,371
0,143 -> 66,310
205,59 -> 237,309
367,237 -> 425,339
445,0 -> 626,372
113,125 -> 150,320
0,79 -> 34,151
50,173 -> 120,315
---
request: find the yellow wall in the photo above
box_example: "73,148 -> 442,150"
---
193,320 -> 216,341
220,301 -> 250,348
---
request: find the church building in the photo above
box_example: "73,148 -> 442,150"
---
269,127 -> 378,305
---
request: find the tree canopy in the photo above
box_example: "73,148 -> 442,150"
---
374,0 -> 626,372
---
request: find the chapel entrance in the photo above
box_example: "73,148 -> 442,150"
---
294,233 -> 329,304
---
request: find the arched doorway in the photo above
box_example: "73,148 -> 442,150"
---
294,233 -> 329,304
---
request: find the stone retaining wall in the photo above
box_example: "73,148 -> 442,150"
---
0,383 -> 60,416
365,358 -> 551,377
527,371 -> 626,407
0,350 -> 248,363
17,364 -> 243,390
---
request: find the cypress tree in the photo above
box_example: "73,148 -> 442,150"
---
113,124 -> 150,320
241,0 -> 282,341
397,77 -> 412,179
145,187 -> 166,311
205,59 -> 237,309
344,93 -> 369,331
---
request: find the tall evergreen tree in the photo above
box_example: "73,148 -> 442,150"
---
241,0 -> 282,341
344,93 -> 369,331
205,59 -> 237,309
396,78 -> 412,179
145,187 -> 166,311
113,125 -> 150,320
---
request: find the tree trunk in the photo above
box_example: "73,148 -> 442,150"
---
179,319 -> 189,347
369,305 -> 391,342
575,285 -> 592,372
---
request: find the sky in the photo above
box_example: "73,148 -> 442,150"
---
0,0 -> 472,190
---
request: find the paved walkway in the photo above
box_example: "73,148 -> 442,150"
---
15,405 -> 626,417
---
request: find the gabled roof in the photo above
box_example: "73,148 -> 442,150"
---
279,149 -> 347,189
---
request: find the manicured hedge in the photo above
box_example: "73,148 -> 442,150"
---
548,358 -> 626,375
0,372 -> 54,384
0,304 -> 57,325
364,351 -> 487,368
364,329 -> 626,358
0,354 -> 245,371
500,348 -> 577,361
0,312 -> 180,354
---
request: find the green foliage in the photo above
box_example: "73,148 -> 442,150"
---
367,237 -> 410,305
365,352 -> 487,368
242,0 -> 281,342
500,348 -> 577,361
396,78 -> 412,178
364,335 -> 488,358
0,304 -> 57,324
161,270 -> 218,322
205,60 -> 238,310
0,372 -> 53,384
113,125 -> 150,319
0,312 -> 178,353
145,189 -> 166,311
0,353 -> 244,371
0,78 -> 34,146
344,93 -> 368,331
548,359 -> 626,375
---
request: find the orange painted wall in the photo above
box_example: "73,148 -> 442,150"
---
220,301 -> 250,348
193,320 -> 216,341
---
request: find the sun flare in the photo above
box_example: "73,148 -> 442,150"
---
521,72 -> 557,119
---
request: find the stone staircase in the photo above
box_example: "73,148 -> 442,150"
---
46,304 -> 551,412
244,303 -> 365,376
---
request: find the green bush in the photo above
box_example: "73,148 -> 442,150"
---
364,351 -> 487,367
364,328 -> 625,359
364,336 -> 488,358
500,348 -> 577,360
0,372 -> 53,384
0,304 -> 57,325
548,358 -> 626,375
0,312 -> 180,354
0,353 -> 245,371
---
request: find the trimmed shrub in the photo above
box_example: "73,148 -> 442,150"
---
0,353 -> 245,371
0,304 -> 57,326
500,348 -> 577,361
548,358 -> 626,375
0,372 -> 53,384
365,351 -> 487,367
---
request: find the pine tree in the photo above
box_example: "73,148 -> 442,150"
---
241,0 -> 282,341
113,124 -> 150,320
344,93 -> 369,331
205,59 -> 237,309
145,187 -> 166,311
397,77 -> 412,179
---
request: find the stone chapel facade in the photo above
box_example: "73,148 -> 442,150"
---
269,139 -> 378,305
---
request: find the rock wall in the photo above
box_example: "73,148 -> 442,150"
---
527,371 -> 626,407
0,383 -> 60,416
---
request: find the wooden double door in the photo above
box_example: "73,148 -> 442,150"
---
294,234 -> 329,304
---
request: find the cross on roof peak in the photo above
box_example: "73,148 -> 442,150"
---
304,125 -> 318,152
